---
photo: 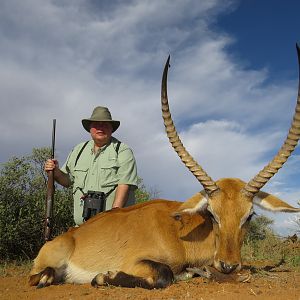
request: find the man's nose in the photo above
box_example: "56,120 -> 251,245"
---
93,124 -> 105,130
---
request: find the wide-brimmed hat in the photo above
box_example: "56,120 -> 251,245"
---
81,106 -> 120,132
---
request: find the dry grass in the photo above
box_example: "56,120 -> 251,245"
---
0,260 -> 32,277
242,233 -> 300,271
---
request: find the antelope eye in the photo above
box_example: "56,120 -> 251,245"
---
174,214 -> 181,221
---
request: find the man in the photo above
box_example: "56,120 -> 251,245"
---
44,106 -> 138,225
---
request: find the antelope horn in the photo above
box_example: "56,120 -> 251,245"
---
161,56 -> 219,196
243,44 -> 300,197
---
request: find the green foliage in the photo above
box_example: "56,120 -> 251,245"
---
242,215 -> 300,269
245,215 -> 274,243
135,177 -> 159,204
0,148 -> 74,261
242,215 -> 275,261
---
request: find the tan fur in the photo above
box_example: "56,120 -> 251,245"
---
29,178 -> 300,288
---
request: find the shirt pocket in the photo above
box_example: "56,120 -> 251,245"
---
73,167 -> 89,189
100,160 -> 119,187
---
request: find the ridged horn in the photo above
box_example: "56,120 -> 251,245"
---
243,44 -> 300,197
161,56 -> 219,196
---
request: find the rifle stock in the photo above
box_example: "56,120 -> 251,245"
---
44,119 -> 56,242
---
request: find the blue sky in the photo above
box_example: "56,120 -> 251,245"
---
0,0 -> 299,234
217,0 -> 300,81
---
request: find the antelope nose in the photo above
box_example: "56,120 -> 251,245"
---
220,261 -> 239,274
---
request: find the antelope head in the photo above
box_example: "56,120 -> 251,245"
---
161,45 -> 300,274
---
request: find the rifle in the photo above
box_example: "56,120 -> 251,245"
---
44,119 -> 56,242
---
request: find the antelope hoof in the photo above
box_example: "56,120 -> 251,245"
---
91,271 -> 117,288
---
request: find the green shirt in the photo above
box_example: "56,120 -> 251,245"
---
61,137 -> 138,225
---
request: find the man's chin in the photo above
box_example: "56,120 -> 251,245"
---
94,136 -> 110,144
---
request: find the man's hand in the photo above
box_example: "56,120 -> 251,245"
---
44,159 -> 59,172
44,159 -> 71,188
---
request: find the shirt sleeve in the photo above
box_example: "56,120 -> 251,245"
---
116,146 -> 138,187
60,150 -> 75,183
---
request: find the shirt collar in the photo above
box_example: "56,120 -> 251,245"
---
91,138 -> 112,155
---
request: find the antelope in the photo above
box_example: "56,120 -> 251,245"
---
29,45 -> 300,289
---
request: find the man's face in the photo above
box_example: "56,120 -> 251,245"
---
90,121 -> 113,146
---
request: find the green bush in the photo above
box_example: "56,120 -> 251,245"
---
242,215 -> 300,269
244,215 -> 274,243
135,177 -> 158,204
0,148 -> 74,261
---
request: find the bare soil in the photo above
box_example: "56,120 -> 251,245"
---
0,265 -> 299,300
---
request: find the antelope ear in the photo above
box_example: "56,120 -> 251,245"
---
254,191 -> 300,212
173,191 -> 209,216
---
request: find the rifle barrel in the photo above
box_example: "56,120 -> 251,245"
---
51,119 -> 56,159
45,119 -> 56,242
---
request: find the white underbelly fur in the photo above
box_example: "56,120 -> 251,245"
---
64,262 -> 99,284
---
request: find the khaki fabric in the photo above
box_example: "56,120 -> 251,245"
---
61,137 -> 138,225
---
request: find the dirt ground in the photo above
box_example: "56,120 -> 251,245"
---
0,265 -> 299,300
